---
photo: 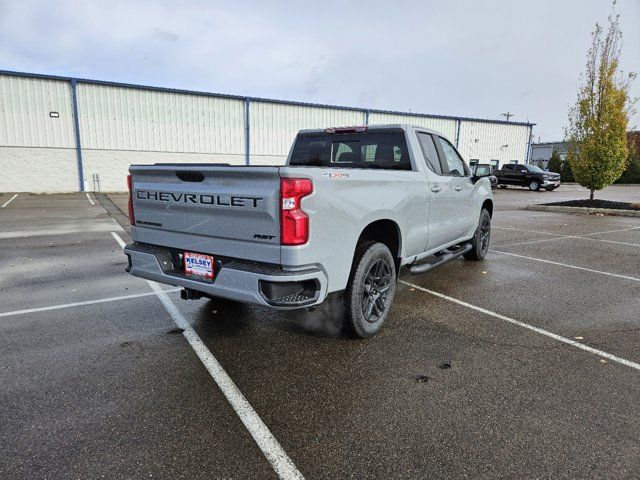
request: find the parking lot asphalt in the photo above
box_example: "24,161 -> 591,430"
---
1,185 -> 639,479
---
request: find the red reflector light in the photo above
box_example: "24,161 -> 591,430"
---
280,178 -> 313,245
324,126 -> 368,134
127,174 -> 135,225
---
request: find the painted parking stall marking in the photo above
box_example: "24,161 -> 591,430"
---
491,250 -> 640,282
86,192 -> 95,205
2,194 -> 18,208
493,225 -> 640,248
401,280 -> 640,372
110,232 -> 305,480
0,289 -> 181,319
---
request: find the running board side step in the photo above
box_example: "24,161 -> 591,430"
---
409,243 -> 473,275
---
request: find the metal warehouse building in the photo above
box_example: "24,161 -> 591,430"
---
0,70 -> 535,193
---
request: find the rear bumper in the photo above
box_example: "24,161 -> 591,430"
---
124,242 -> 328,309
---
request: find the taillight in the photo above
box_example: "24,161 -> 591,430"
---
280,178 -> 313,245
127,174 -> 135,225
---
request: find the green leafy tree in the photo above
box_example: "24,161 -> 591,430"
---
547,150 -> 563,173
566,7 -> 637,200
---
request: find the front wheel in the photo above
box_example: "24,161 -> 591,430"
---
464,209 -> 491,261
344,241 -> 397,338
529,180 -> 540,191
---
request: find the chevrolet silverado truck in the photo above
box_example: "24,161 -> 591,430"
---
124,124 -> 493,337
495,164 -> 561,191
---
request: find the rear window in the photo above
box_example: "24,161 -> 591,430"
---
289,130 -> 412,170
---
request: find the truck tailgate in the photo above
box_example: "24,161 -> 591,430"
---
129,165 -> 281,264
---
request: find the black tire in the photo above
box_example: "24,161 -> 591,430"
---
464,209 -> 491,261
498,185 -> 507,189
344,241 -> 397,338
529,180 -> 540,191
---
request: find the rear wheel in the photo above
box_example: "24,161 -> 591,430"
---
344,241 -> 397,338
464,209 -> 491,261
529,180 -> 540,191
498,185 -> 507,189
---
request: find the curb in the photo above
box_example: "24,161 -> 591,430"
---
526,205 -> 640,217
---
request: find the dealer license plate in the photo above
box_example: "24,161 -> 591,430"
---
184,252 -> 214,279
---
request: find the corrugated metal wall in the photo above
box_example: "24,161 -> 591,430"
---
77,84 -> 245,153
457,121 -> 530,164
249,101 -> 364,159
0,75 -> 79,192
369,112 -> 458,142
0,72 -> 534,192
0,75 -> 75,148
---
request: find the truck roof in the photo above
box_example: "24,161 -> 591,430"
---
297,124 -> 442,136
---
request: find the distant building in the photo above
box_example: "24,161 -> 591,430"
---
532,131 -> 640,169
531,141 -> 569,168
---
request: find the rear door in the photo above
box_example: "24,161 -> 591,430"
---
416,132 -> 460,251
433,136 -> 475,239
500,164 -> 515,184
130,165 -> 282,264
511,165 -> 527,186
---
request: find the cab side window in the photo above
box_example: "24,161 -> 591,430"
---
435,136 -> 468,176
416,132 -> 443,175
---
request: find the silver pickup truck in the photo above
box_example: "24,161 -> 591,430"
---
124,124 -> 493,337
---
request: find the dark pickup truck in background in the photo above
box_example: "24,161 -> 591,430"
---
495,164 -> 561,191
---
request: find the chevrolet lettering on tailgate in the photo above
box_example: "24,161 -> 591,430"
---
136,190 -> 263,208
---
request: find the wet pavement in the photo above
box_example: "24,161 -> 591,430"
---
1,185 -> 639,479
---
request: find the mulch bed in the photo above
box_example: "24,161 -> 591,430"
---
543,199 -> 640,211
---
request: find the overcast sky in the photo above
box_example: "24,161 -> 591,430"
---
1,0 -> 638,141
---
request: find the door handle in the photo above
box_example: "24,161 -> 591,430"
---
431,186 -> 442,193
454,186 -> 462,191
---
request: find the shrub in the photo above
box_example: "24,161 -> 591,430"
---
547,150 -> 563,173
615,155 -> 640,183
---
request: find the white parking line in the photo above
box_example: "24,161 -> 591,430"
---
494,226 -> 565,237
494,237 -> 570,248
0,222 -> 123,239
493,225 -> 640,248
495,235 -> 640,248
111,231 -> 304,480
586,226 -> 640,236
491,250 -> 640,282
2,194 -> 18,208
401,280 -> 640,372
0,289 -> 181,318
86,192 -> 95,206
